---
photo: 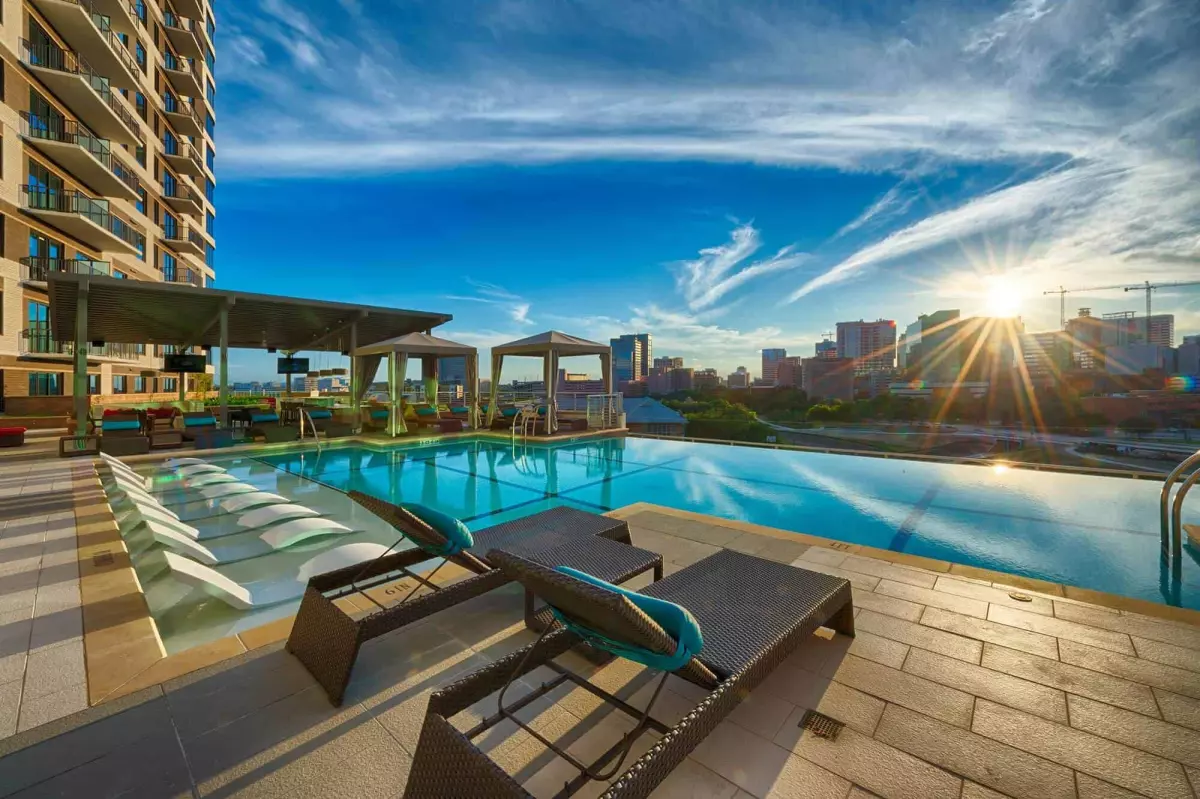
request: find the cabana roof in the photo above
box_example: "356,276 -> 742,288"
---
491,330 -> 609,357
353,331 -> 476,357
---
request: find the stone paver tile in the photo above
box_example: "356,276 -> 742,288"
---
16,681 -> 87,733
690,720 -> 851,799
757,663 -> 833,712
1154,689 -> 1200,732
988,605 -> 1136,656
795,547 -> 848,569
668,520 -> 745,548
723,532 -> 776,557
903,647 -> 1068,724
826,654 -> 974,727
1132,636 -> 1200,674
771,682 -> 886,740
921,606 -> 1059,659
838,555 -> 938,589
875,580 -> 988,618
981,644 -> 1159,716
1067,694 -> 1200,768
788,561 -> 880,591
0,679 -> 20,738
649,757 -> 738,799
728,687 -> 796,740
876,703 -> 1074,799
972,699 -> 1192,799
27,609 -> 83,653
961,783 -> 1014,799
629,527 -> 722,567
1187,767 -> 1200,798
31,582 -> 80,618
933,576 -> 1055,616
1054,602 -> 1200,651
1075,773 -> 1147,799
22,639 -> 85,700
857,610 -> 983,663
0,618 -> 32,685
819,630 -> 910,674
754,538 -> 812,565
1058,639 -> 1200,700
847,588 -> 924,622
774,716 -> 961,799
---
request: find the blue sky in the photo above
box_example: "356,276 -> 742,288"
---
212,0 -> 1200,382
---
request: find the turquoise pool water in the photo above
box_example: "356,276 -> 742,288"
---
256,436 -> 1200,611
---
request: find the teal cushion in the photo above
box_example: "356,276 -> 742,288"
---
450,406 -> 469,414
415,407 -> 437,417
370,409 -> 389,419
104,420 -> 140,431
501,408 -> 518,418
401,503 -> 473,556
250,412 -> 278,423
184,416 -> 215,427
537,406 -> 547,415
553,566 -> 703,672
308,409 -> 332,420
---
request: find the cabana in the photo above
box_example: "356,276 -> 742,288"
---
486,331 -> 612,434
352,332 -> 479,436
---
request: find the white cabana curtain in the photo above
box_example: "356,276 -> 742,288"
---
388,352 -> 408,436
487,353 -> 504,427
352,354 -> 383,430
465,352 -> 479,428
354,332 -> 479,436
542,349 -> 559,433
599,352 -> 613,395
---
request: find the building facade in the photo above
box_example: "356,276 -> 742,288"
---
761,347 -> 786,385
1066,309 -> 1176,369
900,310 -> 961,382
836,319 -> 897,375
815,339 -> 837,359
652,355 -> 682,372
610,333 -> 651,383
776,355 -> 803,388
0,0 -> 217,413
801,356 -> 855,402
727,365 -> 749,389
693,367 -> 721,391
1020,331 -> 1072,379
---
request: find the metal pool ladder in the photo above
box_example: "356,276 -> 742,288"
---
1160,448 -> 1200,567
299,408 -> 323,454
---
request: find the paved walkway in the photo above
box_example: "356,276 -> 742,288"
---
0,505 -> 1197,797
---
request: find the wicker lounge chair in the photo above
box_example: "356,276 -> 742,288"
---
179,410 -> 218,442
247,410 -> 301,443
286,495 -> 662,706
99,412 -> 150,456
403,548 -> 854,798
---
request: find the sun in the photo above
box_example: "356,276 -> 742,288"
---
983,274 -> 1023,318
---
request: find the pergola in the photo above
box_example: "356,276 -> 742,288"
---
46,273 -> 452,428
352,331 -> 479,436
486,331 -> 612,433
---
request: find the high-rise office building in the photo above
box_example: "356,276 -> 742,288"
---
761,348 -> 786,385
438,356 -> 467,384
900,310 -> 961,382
611,333 -> 652,383
836,319 -> 897,375
727,366 -> 750,389
0,1 -> 217,412
1066,310 -> 1175,369
1020,331 -> 1072,379
652,355 -> 683,373
634,333 -> 651,378
815,339 -> 837,359
776,355 -> 803,388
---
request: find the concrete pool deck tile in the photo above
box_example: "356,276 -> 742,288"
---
933,576 -> 1056,616
1153,689 -> 1200,732
874,703 -> 1076,799
105,634 -> 249,702
0,682 -> 20,739
826,654 -> 976,728
793,546 -> 848,568
21,640 -> 84,701
236,615 -> 295,651
1054,602 -> 1200,651
876,580 -> 990,618
691,720 -> 853,799
921,606 -> 1060,660
1132,636 -> 1200,673
819,630 -> 910,673
902,647 -> 1069,724
1067,693 -> 1200,769
1058,640 -> 1200,700
642,757 -> 738,799
987,605 -> 1136,656
15,681 -> 87,733
789,560 -> 881,592
980,643 -> 1161,716
972,698 -> 1194,799
1074,773 -> 1150,799
856,609 -> 984,663
837,555 -> 939,589
769,680 -> 886,740
841,586 -> 927,621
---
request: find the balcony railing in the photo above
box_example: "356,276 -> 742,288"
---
19,39 -> 142,139
162,10 -> 193,34
73,0 -> 141,77
20,256 -> 111,281
162,92 -> 203,131
19,112 -> 141,196
160,266 -> 202,286
20,186 -> 145,251
20,326 -> 141,360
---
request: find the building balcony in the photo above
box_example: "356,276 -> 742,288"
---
28,0 -> 140,89
19,113 -> 141,203
160,266 -> 203,287
162,11 -> 203,59
162,140 -> 204,178
90,0 -> 137,35
162,225 -> 205,257
19,40 -> 141,146
162,182 -> 203,218
173,0 -> 205,19
162,93 -> 203,137
20,256 -> 110,283
20,186 -> 145,255
161,51 -> 203,100
20,327 -> 142,361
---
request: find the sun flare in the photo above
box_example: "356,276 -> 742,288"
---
983,275 -> 1023,318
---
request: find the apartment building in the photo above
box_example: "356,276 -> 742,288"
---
0,0 -> 216,413
760,347 -> 785,385
836,318 -> 897,375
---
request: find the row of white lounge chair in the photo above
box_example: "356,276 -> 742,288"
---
99,452 -> 390,610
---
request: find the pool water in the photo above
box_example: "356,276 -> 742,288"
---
255,436 -> 1200,611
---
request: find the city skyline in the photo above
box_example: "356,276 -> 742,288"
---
212,0 -> 1199,383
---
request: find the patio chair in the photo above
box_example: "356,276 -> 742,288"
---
287,495 -> 661,706
303,407 -> 354,438
408,404 -> 442,429
98,412 -> 150,456
403,548 -> 854,798
247,410 -> 300,443
362,406 -> 390,432
179,410 -> 218,442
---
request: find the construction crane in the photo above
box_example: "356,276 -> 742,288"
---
1042,284 -> 1130,329
1124,280 -> 1200,344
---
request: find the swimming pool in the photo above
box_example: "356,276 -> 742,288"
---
257,436 -> 1200,611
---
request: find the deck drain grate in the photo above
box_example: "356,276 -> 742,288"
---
799,709 -> 844,740
1008,592 -> 1033,602
93,551 -> 114,567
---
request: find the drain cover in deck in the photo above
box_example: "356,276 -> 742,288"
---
799,709 -> 844,740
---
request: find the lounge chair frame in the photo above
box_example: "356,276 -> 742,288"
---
286,495 -> 657,706
402,548 -> 854,799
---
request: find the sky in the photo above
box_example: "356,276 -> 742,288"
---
211,0 -> 1200,383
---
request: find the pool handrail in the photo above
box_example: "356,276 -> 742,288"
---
1161,448 -> 1200,563
1169,462 -> 1200,570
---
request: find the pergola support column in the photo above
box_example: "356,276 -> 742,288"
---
218,303 -> 229,427
72,281 -> 89,433
349,321 -> 358,431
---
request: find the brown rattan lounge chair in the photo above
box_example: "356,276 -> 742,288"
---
286,495 -> 662,706
403,548 -> 854,798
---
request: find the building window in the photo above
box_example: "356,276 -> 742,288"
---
206,211 -> 214,235
136,187 -> 146,215
163,171 -> 177,197
205,243 -> 214,269
87,374 -> 100,395
136,42 -> 146,74
163,376 -> 177,392
206,145 -> 214,171
113,270 -> 127,279
29,373 -> 63,396
163,130 -> 178,155
206,80 -> 215,106
113,375 -> 128,394
133,0 -> 146,23
205,177 -> 214,203
133,376 -> 146,392
163,211 -> 179,239
205,114 -> 214,137
137,239 -> 145,262
135,92 -> 146,121
135,144 -> 146,167
163,251 -> 177,281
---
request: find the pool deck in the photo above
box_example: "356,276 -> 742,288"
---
0,459 -> 1198,797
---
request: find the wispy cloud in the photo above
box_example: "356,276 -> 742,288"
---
675,223 -> 807,311
444,279 -> 535,326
